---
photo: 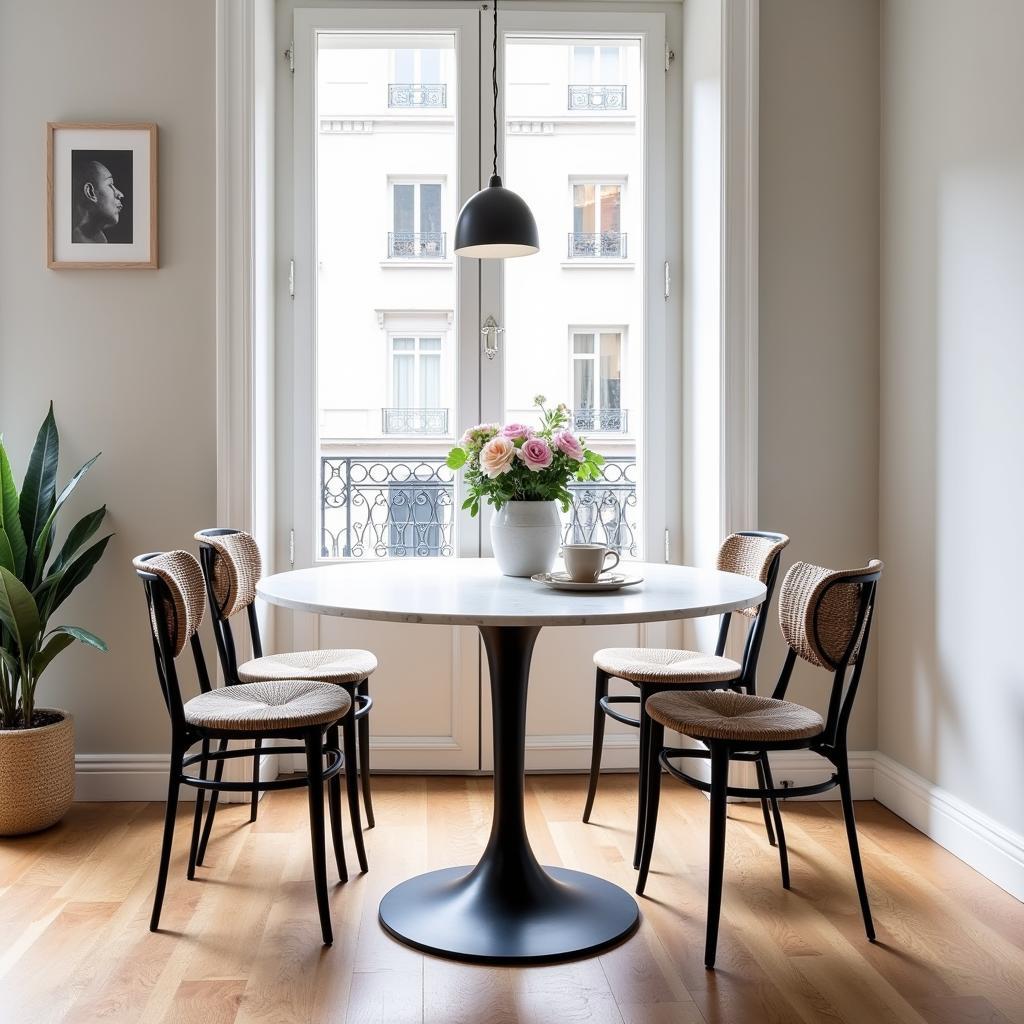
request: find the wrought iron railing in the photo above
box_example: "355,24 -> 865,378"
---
382,407 -> 449,435
572,408 -> 628,433
388,83 -> 447,108
388,232 -> 447,259
568,84 -> 627,111
568,232 -> 627,258
320,455 -> 638,559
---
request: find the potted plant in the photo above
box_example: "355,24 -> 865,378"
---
0,404 -> 110,835
447,396 -> 605,576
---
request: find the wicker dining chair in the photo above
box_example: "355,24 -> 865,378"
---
194,528 -> 377,874
584,531 -> 790,868
636,559 -> 883,968
134,551 -> 352,945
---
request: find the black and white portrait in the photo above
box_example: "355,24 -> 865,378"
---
48,123 -> 157,269
71,150 -> 133,244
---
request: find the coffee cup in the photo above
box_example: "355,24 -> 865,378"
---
562,543 -> 620,583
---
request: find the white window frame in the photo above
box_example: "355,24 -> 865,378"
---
388,176 -> 447,259
388,332 -> 445,409
568,325 -> 626,417
390,46 -> 445,85
569,176 -> 625,250
569,43 -> 624,84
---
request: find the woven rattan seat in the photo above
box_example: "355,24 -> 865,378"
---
593,648 -> 741,685
184,679 -> 352,732
646,689 -> 824,744
238,649 -> 378,686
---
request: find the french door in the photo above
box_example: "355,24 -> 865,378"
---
288,5 -> 674,771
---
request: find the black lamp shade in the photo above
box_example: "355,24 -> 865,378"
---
454,175 -> 540,259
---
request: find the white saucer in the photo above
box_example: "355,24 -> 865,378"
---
531,571 -> 644,592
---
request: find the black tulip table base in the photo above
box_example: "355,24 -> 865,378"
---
377,625 -> 640,965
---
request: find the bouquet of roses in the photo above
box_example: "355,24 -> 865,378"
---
446,396 -> 605,516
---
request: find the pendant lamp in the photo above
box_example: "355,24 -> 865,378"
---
453,0 -> 539,258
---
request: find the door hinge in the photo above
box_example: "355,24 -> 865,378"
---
664,528 -> 670,563
288,259 -> 295,298
289,529 -> 295,568
285,42 -> 295,74
665,43 -> 674,72
664,260 -> 671,300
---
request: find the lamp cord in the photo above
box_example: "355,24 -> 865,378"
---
492,0 -> 499,178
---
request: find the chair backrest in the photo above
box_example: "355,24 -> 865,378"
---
194,528 -> 264,684
774,559 -> 883,747
133,550 -> 215,730
713,531 -> 790,690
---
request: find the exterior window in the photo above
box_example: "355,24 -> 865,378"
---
571,330 -> 625,432
568,46 -> 626,111
390,49 -> 446,108
389,181 -> 445,258
387,335 -> 447,434
570,183 -> 625,257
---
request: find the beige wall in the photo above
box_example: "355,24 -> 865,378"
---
880,0 -> 1024,834
758,0 -> 880,748
0,0 -> 216,754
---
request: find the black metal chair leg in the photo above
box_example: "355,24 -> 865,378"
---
758,752 -> 789,888
633,684 -> 651,869
342,710 -> 368,873
249,737 -> 262,823
304,729 -> 333,946
187,739 -> 209,880
582,668 -> 610,823
705,744 -> 730,969
196,737 -> 228,866
837,754 -> 875,941
754,756 -> 778,848
151,749 -> 182,932
636,720 -> 664,895
326,723 -> 348,883
357,680 -> 374,829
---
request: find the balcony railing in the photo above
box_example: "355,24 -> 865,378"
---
572,408 -> 628,433
320,455 -> 638,559
388,231 -> 447,259
382,407 -> 449,435
568,84 -> 627,111
388,83 -> 447,108
568,232 -> 627,258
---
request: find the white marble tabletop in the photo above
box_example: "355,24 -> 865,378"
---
257,558 -> 765,628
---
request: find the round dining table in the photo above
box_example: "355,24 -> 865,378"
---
257,558 -> 765,965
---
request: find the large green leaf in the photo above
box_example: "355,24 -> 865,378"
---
0,441 -> 27,577
31,453 -> 100,584
0,566 -> 40,652
19,404 -> 59,583
41,505 -> 106,585
30,632 -> 75,679
49,625 -> 108,652
0,529 -> 14,575
43,534 -> 112,619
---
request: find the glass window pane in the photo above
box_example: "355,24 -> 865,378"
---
600,185 -> 621,234
599,333 -> 622,408
393,184 -> 414,233
421,354 -> 441,406
394,48 -> 414,81
393,353 -> 414,407
573,358 -> 595,408
572,45 -> 593,82
573,184 -> 595,233
420,337 -> 442,351
420,48 -> 441,83
419,183 -> 441,234
600,46 -> 619,83
573,333 -> 595,354
392,336 -> 414,351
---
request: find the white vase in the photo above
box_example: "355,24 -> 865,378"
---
490,500 -> 562,577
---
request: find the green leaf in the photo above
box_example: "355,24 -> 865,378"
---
0,647 -> 19,677
0,440 -> 27,577
42,505 -> 106,583
49,625 -> 108,653
0,528 -> 14,574
44,534 -> 112,618
19,404 -> 59,583
461,495 -> 476,510
30,632 -> 75,679
31,454 -> 100,582
0,566 -> 40,651
446,447 -> 468,470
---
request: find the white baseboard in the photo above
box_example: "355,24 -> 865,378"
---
762,749 -> 876,801
873,752 -> 1024,904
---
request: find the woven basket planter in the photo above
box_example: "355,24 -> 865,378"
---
0,710 -> 75,836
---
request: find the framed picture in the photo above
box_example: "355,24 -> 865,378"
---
47,122 -> 158,269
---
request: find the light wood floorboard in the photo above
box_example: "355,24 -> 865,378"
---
1,775 -> 1022,1024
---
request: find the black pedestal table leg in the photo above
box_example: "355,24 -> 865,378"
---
377,624 -> 639,965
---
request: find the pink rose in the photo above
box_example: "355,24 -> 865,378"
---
501,422 -> 534,441
480,435 -> 517,477
553,429 -> 585,462
518,437 -> 553,472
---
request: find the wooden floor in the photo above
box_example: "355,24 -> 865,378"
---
2,775 -> 1023,1024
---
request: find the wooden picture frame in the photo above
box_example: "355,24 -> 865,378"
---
47,122 -> 158,269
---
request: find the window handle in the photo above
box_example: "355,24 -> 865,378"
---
481,314 -> 504,361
